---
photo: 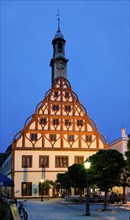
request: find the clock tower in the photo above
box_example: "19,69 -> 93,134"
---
50,17 -> 68,83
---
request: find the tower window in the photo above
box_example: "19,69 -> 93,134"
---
30,133 -> 37,141
65,119 -> 71,126
65,106 -> 71,112
86,135 -> 92,142
50,134 -> 56,141
77,120 -> 83,126
53,105 -> 59,111
68,135 -> 74,142
58,42 -> 62,52
40,118 -> 47,125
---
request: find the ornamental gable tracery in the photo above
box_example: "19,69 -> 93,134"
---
12,78 -> 107,150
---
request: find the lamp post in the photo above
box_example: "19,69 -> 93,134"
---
40,178 -> 44,201
84,160 -> 91,216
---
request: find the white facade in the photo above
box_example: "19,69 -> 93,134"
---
109,128 -> 130,199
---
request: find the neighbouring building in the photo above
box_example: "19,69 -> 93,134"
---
109,128 -> 130,200
1,19 -> 108,198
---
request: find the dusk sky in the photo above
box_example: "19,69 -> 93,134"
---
1,1 -> 129,152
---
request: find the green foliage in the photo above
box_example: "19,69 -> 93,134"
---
0,202 -> 13,220
68,163 -> 87,190
57,173 -> 71,190
89,149 -> 125,192
125,138 -> 130,169
42,179 -> 55,190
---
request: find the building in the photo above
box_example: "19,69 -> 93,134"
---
109,128 -> 130,200
2,20 -> 108,198
109,128 -> 128,156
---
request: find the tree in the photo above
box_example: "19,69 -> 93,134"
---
89,149 -> 125,211
119,165 -> 130,203
125,138 -> 130,169
68,164 -> 87,197
40,179 -> 55,198
57,172 -> 71,196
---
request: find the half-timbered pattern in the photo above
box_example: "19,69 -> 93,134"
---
12,77 -> 108,198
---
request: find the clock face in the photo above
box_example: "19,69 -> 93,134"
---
56,60 -> 65,70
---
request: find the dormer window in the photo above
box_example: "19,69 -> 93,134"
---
54,91 -> 58,97
65,106 -> 71,112
30,133 -> 37,141
86,135 -> 92,142
53,105 -> 59,111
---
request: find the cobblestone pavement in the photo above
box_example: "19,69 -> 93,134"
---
22,199 -> 130,220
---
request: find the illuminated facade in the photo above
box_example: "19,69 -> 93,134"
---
4,20 -> 108,198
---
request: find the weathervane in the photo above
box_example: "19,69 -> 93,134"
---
57,9 -> 61,31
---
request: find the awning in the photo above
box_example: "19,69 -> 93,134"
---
0,173 -> 14,187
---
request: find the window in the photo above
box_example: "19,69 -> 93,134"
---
68,135 -> 74,142
39,156 -> 49,168
55,156 -> 68,167
53,105 -> 59,111
22,156 -> 32,168
58,42 -> 63,52
40,118 -> 47,125
30,133 -> 37,141
22,182 -> 32,196
75,156 -> 84,164
77,120 -> 83,126
53,119 -> 59,125
65,119 -> 71,126
50,134 -> 56,141
65,106 -> 71,112
65,92 -> 69,98
86,135 -> 92,142
54,91 -> 58,97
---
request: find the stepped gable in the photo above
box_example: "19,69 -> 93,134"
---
12,77 -> 108,150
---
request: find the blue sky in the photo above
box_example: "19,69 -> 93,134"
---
0,0 -> 129,152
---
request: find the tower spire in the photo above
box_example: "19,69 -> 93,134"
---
50,12 -> 68,84
57,9 -> 60,32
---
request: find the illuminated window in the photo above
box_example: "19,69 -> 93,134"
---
65,119 -> 71,126
39,156 -> 49,168
53,119 -> 59,125
65,106 -> 71,112
22,182 -> 32,196
68,135 -> 74,142
30,133 -> 37,141
86,135 -> 92,142
55,156 -> 68,167
50,134 -> 56,141
40,118 -> 47,125
22,156 -> 32,168
75,156 -> 84,164
53,105 -> 59,111
77,120 -> 83,126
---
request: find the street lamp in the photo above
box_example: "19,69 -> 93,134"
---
84,160 -> 91,216
40,178 -> 44,201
